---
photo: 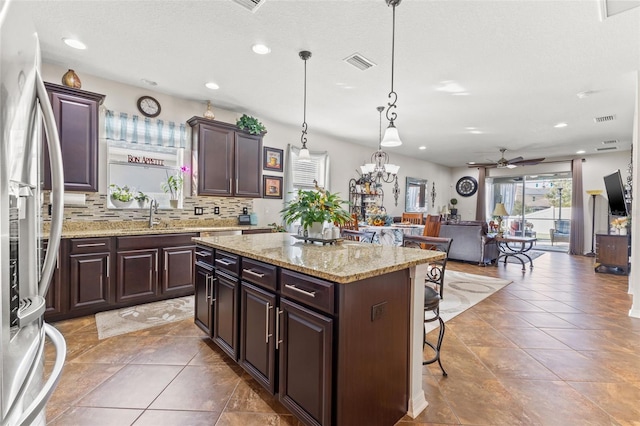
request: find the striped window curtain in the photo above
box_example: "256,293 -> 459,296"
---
104,109 -> 187,148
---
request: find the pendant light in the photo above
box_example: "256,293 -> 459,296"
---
298,50 -> 312,162
381,0 -> 403,148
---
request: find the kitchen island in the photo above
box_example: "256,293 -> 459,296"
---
193,232 -> 444,426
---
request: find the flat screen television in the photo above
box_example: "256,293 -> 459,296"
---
603,170 -> 629,216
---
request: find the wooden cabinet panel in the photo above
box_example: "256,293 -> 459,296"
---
213,270 -> 239,360
235,133 -> 262,197
162,245 -> 196,295
68,252 -> 110,311
278,298 -> 333,426
194,263 -> 214,336
188,117 -> 263,198
595,234 -> 630,275
43,240 -> 66,318
239,282 -> 276,394
43,83 -> 105,192
116,249 -> 159,303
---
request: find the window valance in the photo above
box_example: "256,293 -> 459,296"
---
104,109 -> 187,148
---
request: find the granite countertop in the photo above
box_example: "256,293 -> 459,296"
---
42,219 -> 272,239
193,233 -> 445,284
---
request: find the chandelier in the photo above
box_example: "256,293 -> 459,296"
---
381,0 -> 403,147
298,50 -> 312,162
360,106 -> 401,205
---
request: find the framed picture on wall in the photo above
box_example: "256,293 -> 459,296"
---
263,175 -> 283,199
263,146 -> 284,172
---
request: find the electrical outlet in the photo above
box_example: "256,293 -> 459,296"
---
214,206 -> 220,215
242,207 -> 248,215
371,302 -> 387,322
194,207 -> 204,215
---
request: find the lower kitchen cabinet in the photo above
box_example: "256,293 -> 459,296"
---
194,261 -> 214,336
116,248 -> 159,303
239,282 -> 276,394
213,270 -> 239,359
44,233 -> 197,321
278,298 -> 333,426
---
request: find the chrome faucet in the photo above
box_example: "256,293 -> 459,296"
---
148,199 -> 159,228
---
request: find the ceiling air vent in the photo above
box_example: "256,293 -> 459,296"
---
602,139 -> 618,145
593,114 -> 616,123
343,53 -> 376,71
596,146 -> 618,151
231,0 -> 265,13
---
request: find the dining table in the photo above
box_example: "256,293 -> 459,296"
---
359,224 -> 425,246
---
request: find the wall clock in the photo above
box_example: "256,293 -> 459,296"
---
136,95 -> 161,118
456,176 -> 478,197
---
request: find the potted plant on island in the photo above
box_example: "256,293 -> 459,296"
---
109,184 -> 135,208
281,183 -> 351,239
449,198 -> 458,216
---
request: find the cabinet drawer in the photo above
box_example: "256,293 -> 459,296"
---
69,237 -> 112,254
241,258 -> 277,291
117,233 -> 198,250
195,245 -> 214,267
280,269 -> 334,315
215,250 -> 240,276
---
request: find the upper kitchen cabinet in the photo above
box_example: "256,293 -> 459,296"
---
43,83 -> 105,192
188,117 -> 263,198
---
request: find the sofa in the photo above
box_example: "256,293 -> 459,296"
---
438,221 -> 498,265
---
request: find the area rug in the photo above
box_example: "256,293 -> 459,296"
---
425,271 -> 512,333
504,250 -> 545,264
95,295 -> 194,339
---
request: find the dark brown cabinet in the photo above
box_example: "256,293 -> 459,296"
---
116,249 -> 159,303
42,240 -> 65,318
43,83 -> 105,192
188,117 -> 263,198
213,270 -> 239,359
67,238 -> 112,313
595,233 -> 630,275
162,246 -> 196,295
278,298 -> 333,426
194,261 -> 214,336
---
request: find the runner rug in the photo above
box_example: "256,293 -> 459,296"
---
95,295 -> 194,339
425,271 -> 512,333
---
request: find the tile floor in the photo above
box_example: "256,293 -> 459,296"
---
45,251 -> 639,425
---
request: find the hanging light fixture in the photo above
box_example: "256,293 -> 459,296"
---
381,0 -> 403,148
298,50 -> 312,162
360,106 -> 401,205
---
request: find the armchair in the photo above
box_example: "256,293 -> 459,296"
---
550,219 -> 570,245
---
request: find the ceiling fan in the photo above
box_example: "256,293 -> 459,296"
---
467,148 -> 545,168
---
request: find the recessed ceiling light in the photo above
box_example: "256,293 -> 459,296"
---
252,44 -> 271,55
205,82 -> 219,90
469,130 -> 483,134
451,92 -> 470,96
576,150 -> 586,154
435,80 -> 466,94
465,127 -> 477,130
468,161 -> 476,165
554,122 -> 568,128
577,90 -> 596,99
418,146 -> 426,150
62,38 -> 86,50
141,78 -> 157,86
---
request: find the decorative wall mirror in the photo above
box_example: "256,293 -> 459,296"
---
107,142 -> 185,209
405,177 -> 428,212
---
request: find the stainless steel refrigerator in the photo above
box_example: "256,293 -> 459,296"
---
1,0 -> 66,424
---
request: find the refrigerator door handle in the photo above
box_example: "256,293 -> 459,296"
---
13,324 -> 67,426
35,70 -> 64,299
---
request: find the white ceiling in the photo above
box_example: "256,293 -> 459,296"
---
23,0 -> 640,168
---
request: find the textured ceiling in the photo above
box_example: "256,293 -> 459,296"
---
23,0 -> 640,167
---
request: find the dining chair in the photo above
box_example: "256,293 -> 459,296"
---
401,212 -> 423,224
421,215 -> 442,249
337,213 -> 359,231
402,234 -> 453,376
340,228 -> 375,243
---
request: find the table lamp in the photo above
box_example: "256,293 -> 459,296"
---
492,203 -> 509,236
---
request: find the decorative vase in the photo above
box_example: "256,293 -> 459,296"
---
61,69 -> 82,88
204,101 -> 215,120
137,200 -> 146,209
620,227 -> 627,236
305,222 -> 324,239
111,198 -> 133,208
170,199 -> 179,209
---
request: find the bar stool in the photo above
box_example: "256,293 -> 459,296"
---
403,235 -> 452,376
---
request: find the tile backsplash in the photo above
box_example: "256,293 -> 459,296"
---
42,191 -> 253,223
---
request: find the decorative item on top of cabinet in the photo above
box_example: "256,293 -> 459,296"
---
61,69 -> 81,88
43,82 -> 105,192
236,114 -> 266,135
203,101 -> 215,120
188,117 -> 264,198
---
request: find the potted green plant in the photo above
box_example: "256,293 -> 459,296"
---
236,114 -> 266,135
449,198 -> 458,216
161,166 -> 188,208
109,184 -> 134,208
135,191 -> 150,208
281,186 -> 351,238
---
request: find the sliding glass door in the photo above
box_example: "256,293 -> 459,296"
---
487,172 -> 572,250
